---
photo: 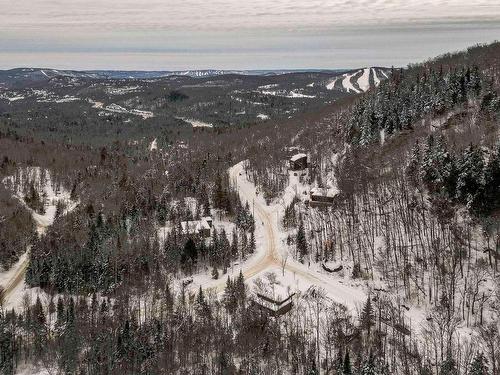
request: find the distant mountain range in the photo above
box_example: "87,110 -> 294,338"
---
0,68 -> 347,81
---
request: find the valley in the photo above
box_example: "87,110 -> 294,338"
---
1,42 -> 500,374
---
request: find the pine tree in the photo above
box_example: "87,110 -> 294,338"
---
439,355 -> 459,375
469,353 -> 488,375
236,270 -> 246,306
296,219 -> 308,263
231,228 -> 239,258
455,144 -> 484,207
249,229 -> 256,254
196,286 -> 210,320
307,345 -> 319,375
182,238 -> 198,266
32,296 -> 47,356
476,145 -> 500,215
56,297 -> 65,328
60,298 -> 79,374
406,141 -> 421,186
360,352 -> 377,375
0,310 -> 15,375
223,277 -> 237,314
343,350 -> 352,375
360,296 -> 375,335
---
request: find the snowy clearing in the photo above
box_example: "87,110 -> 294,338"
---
178,117 -> 214,128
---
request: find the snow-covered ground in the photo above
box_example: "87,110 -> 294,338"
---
1,167 -> 78,311
259,89 -> 316,98
149,138 -> 158,151
177,117 -> 214,128
326,67 -> 389,93
342,72 -> 361,93
100,103 -> 154,119
357,68 -> 371,92
372,67 -> 381,86
183,161 -> 366,311
105,85 -> 141,95
325,77 -> 339,90
15,363 -> 56,375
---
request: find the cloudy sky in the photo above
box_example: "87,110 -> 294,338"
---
1,0 -> 500,70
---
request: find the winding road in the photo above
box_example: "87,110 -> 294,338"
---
1,162 -> 364,310
198,161 -> 365,309
0,186 -> 74,308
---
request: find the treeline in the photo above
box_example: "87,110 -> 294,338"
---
408,136 -> 500,217
348,65 -> 488,145
0,117 -> 259,293
0,185 -> 35,270
4,275 -> 488,374
25,171 -> 254,293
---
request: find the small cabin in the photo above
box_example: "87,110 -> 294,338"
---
289,153 -> 308,171
310,188 -> 335,207
181,216 -> 213,238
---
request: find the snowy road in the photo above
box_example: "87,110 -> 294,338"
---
1,163 -> 364,311
191,161 -> 365,310
0,170 -> 76,309
1,254 -> 29,302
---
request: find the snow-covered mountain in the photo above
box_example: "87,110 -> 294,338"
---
326,67 -> 391,93
0,68 -> 346,83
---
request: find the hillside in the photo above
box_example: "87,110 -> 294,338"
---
0,67 -> 389,147
0,42 -> 499,374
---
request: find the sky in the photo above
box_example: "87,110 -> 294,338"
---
1,0 -> 500,70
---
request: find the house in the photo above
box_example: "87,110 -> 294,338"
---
181,216 -> 213,238
252,293 -> 295,317
309,187 -> 335,207
289,153 -> 308,171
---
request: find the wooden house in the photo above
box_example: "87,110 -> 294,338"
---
181,216 -> 213,238
289,153 -> 308,171
309,187 -> 335,207
252,293 -> 295,317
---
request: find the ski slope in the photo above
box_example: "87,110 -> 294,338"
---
326,67 -> 390,93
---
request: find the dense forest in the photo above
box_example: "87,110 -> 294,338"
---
1,42 -> 500,374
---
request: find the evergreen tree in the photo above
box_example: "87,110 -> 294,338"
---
249,229 -> 256,254
0,310 -> 15,375
181,238 -> 198,266
223,277 -> 237,314
307,345 -> 319,375
455,144 -> 484,207
56,297 -> 65,328
439,355 -> 459,375
296,219 -> 308,262
235,270 -> 246,306
360,296 -> 375,335
343,350 -> 352,375
360,352 -> 377,375
406,141 -> 421,186
231,228 -> 239,258
468,353 -> 488,375
196,286 -> 210,321
476,145 -> 500,215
